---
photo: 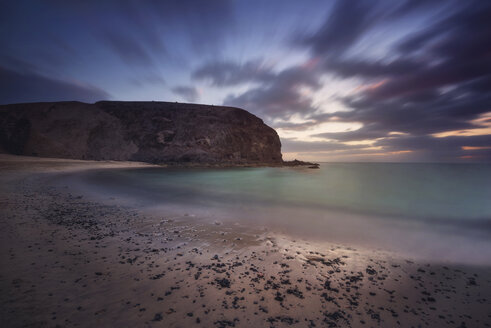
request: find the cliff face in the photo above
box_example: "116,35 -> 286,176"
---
0,101 -> 283,165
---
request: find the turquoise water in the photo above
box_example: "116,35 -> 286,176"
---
87,163 -> 491,221
76,163 -> 491,264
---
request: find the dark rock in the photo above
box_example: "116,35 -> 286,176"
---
283,159 -> 320,167
214,319 -> 239,327
152,313 -> 163,321
366,266 -> 377,275
286,286 -> 304,299
215,278 -> 231,288
274,292 -> 284,302
0,101 -> 283,166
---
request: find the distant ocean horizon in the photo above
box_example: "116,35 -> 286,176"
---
66,162 -> 491,265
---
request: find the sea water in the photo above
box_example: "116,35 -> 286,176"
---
75,163 -> 491,264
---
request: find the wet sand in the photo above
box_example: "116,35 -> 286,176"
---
1,155 -> 490,327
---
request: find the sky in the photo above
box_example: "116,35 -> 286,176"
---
1,0 -> 490,162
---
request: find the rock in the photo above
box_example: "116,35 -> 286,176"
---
215,278 -> 231,288
0,101 -> 283,166
152,313 -> 163,321
283,159 -> 320,168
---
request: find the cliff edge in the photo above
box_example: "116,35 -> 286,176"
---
0,101 -> 283,165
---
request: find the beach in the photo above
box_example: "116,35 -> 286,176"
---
1,155 -> 490,328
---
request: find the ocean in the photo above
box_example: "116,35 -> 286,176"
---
72,163 -> 491,264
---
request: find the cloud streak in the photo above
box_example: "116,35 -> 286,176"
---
223,65 -> 322,120
172,86 -> 199,103
193,59 -> 274,86
0,66 -> 110,105
288,0 -> 491,161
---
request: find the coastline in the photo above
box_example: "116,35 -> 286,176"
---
1,155 -> 490,327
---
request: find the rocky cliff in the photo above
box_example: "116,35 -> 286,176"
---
0,101 -> 283,165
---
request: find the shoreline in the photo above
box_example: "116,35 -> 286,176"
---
1,155 -> 490,327
0,154 -> 319,169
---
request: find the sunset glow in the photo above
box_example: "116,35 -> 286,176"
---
1,0 -> 490,162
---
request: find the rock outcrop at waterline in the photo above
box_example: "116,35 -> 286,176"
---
0,101 -> 283,165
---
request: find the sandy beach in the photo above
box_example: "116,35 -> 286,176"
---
1,155 -> 490,328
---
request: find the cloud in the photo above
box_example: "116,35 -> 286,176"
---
273,120 -> 319,131
2,0 -> 490,161
324,58 -> 424,79
199,0 -> 491,161
172,85 -> 199,102
298,0 -> 451,59
286,129 -> 491,162
101,30 -> 157,67
1,0 -> 236,77
192,59 -> 274,86
97,0 -> 235,60
0,66 -> 110,105
155,0 -> 235,53
282,139 -> 362,153
224,64 -> 322,119
299,0 -> 376,57
313,125 -> 388,142
283,0 -> 491,161
376,135 -> 491,152
340,91 -> 488,134
335,3 -> 490,133
129,74 -> 166,88
375,135 -> 491,161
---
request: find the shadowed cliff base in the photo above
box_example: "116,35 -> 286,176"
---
0,101 -> 286,166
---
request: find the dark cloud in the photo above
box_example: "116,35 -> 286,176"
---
0,0 -> 238,106
299,0 -> 376,57
129,74 -> 166,88
101,30 -> 157,67
272,120 -> 318,131
98,0 -> 234,58
298,0 -> 453,59
313,125 -> 389,142
224,65 -> 322,119
387,0 -> 445,19
375,135 -> 491,162
216,0 -> 488,141
376,135 -> 491,152
286,132 -> 491,162
192,59 -> 274,86
335,89 -> 490,137
172,86 -> 199,102
395,1 -> 480,55
364,61 -> 491,103
324,58 -> 424,79
0,66 -> 110,105
287,0 -> 491,161
0,0 -> 236,78
0,56 -> 42,76
282,139 -> 362,153
156,0 -> 235,53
